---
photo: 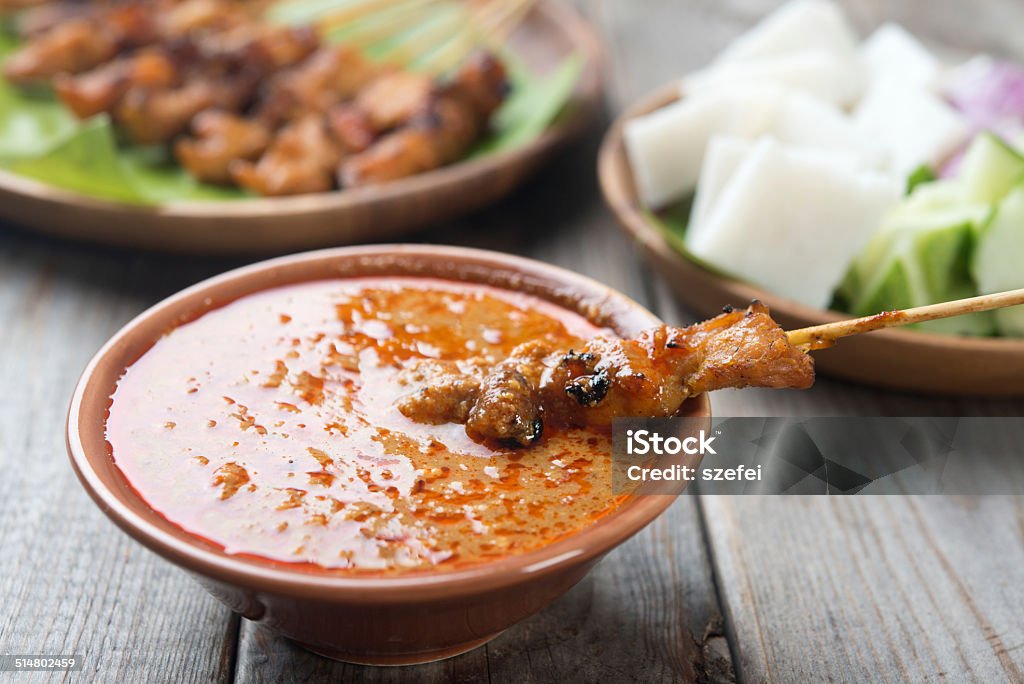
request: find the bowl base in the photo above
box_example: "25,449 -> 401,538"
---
295,631 -> 504,666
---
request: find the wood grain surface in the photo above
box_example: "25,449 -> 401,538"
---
1,1 -> 1022,683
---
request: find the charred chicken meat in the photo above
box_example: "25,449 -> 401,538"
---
1,0 -> 510,196
397,302 -> 816,447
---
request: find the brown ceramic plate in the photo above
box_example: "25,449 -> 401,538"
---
0,1 -> 603,256
599,83 -> 1024,396
66,244 -> 709,665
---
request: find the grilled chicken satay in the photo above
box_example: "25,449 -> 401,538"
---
397,302 -> 815,446
337,112 -> 469,186
325,104 -> 378,153
175,110 -> 271,184
353,71 -> 435,130
0,0 -> 50,10
169,42 -> 372,185
190,23 -> 318,72
3,3 -> 163,84
331,61 -> 493,186
239,52 -> 461,194
4,0 -> 509,196
54,50 -> 178,119
341,52 -> 508,187
256,45 -> 381,126
54,21 -> 314,146
443,49 -> 510,117
159,0 -> 250,37
11,2 -> 93,39
3,19 -> 119,84
115,77 -> 234,144
338,93 -> 490,186
230,114 -> 342,195
232,51 -> 506,195
111,28 -> 300,145
2,0 -> 253,85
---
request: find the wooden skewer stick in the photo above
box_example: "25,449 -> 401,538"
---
420,0 -> 537,73
302,0 -> 536,74
786,288 -> 1024,349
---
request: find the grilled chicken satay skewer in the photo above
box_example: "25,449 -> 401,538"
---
399,289 -> 1024,447
787,287 -> 1024,349
399,300 -> 814,445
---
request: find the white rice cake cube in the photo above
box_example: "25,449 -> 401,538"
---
624,86 -> 786,208
854,79 -> 970,177
686,50 -> 865,108
714,0 -> 859,65
685,138 -> 901,309
689,136 -> 757,235
770,90 -> 888,169
861,23 -> 941,89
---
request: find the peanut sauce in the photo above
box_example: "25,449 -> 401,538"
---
106,278 -> 626,573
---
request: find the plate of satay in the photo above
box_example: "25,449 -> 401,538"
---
600,0 -> 1024,396
0,0 -> 604,254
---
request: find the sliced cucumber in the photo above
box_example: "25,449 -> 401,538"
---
842,207 -> 996,336
906,164 -> 938,193
913,223 -> 995,335
887,203 -> 991,237
959,132 -> 1024,205
837,217 -> 899,305
881,181 -> 990,240
899,179 -> 967,212
973,186 -> 1024,336
844,240 -> 916,314
996,304 -> 1024,336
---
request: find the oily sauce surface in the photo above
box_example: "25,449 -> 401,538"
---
106,278 -> 623,572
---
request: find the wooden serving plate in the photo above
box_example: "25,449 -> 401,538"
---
599,83 -> 1024,396
0,0 -> 604,255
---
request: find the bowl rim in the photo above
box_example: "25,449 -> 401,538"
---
67,244 -> 709,604
0,0 -> 604,219
598,81 -> 1024,356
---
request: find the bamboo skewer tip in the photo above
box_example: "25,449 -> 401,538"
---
785,287 -> 1024,349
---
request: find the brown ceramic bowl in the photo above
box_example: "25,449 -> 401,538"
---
66,244 -> 710,665
599,83 -> 1024,396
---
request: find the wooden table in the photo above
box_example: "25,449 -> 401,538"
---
2,1 -> 1023,682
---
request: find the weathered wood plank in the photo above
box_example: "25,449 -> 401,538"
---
0,235 -> 242,684
702,496 -> 1024,683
